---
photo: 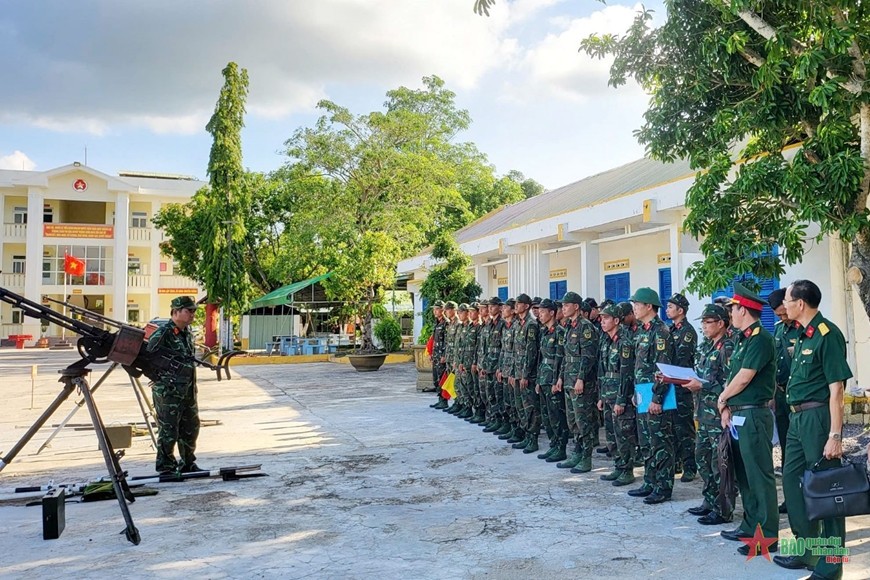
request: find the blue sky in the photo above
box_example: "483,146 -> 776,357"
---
0,0 -> 665,190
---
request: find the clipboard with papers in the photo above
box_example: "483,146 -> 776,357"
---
655,363 -> 707,386
634,382 -> 677,413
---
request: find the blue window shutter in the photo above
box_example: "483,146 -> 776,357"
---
421,297 -> 428,315
605,273 -> 630,302
711,247 -> 780,333
659,268 -> 672,321
498,286 -> 508,301
550,280 -> 566,300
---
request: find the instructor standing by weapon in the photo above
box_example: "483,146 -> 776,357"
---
147,296 -> 202,475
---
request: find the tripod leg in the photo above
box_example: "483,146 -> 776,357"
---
36,363 -> 119,455
0,381 -> 77,472
73,376 -> 141,545
129,375 -> 158,449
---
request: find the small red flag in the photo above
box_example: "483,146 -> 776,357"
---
426,335 -> 434,356
64,255 -> 86,277
439,371 -> 448,387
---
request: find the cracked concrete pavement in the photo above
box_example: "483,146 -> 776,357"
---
0,350 -> 868,579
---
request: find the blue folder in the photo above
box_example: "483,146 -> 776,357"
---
635,382 -> 677,413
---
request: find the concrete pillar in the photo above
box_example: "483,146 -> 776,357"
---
22,187 -> 44,338
580,241 -> 600,300
113,192 -> 129,321
669,221 -> 684,293
508,254 -> 523,298
150,201 -> 161,320
0,192 -> 5,246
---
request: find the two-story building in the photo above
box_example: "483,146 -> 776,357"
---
0,163 -> 204,342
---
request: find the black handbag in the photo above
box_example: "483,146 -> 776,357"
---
801,457 -> 870,521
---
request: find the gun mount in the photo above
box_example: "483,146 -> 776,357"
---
0,287 -> 243,381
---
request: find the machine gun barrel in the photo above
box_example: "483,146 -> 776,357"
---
0,287 -> 113,341
44,296 -> 123,329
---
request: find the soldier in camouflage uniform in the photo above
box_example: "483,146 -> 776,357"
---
555,291 -> 599,473
454,304 -> 472,418
683,304 -> 735,525
462,303 -> 483,423
666,293 -> 699,483
147,295 -> 201,474
429,300 -> 449,409
627,287 -> 676,505
442,301 -> 461,413
618,300 -> 643,467
481,297 -> 505,433
535,299 -> 567,462
512,293 -> 541,452
472,300 -> 489,425
496,298 -> 518,439
597,303 -> 638,486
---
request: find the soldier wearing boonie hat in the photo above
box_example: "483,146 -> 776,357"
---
665,292 -> 699,483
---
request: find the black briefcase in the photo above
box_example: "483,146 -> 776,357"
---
801,457 -> 870,521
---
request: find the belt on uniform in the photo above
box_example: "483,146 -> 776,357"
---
541,357 -> 557,363
564,355 -> 582,363
603,372 -> 619,379
789,401 -> 825,413
729,404 -> 768,412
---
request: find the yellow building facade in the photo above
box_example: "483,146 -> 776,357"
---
0,163 -> 204,342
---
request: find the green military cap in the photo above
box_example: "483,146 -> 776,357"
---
444,300 -> 458,310
579,301 -> 592,313
630,287 -> 662,308
170,295 -> 197,310
554,300 -> 563,308
584,297 -> 599,309
667,293 -> 690,311
562,291 -> 583,305
697,303 -> 729,322
433,300 -> 445,308
504,298 -> 517,308
489,296 -> 503,306
479,298 -> 490,306
531,296 -> 542,307
729,281 -> 767,311
600,303 -> 622,319
469,302 -> 480,311
458,303 -> 469,312
617,301 -> 632,317
516,293 -> 532,305
600,298 -> 615,309
538,298 -> 558,311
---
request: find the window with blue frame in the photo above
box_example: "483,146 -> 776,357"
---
658,268 -> 672,321
711,248 -> 780,333
604,273 -> 630,303
498,286 -> 509,301
549,280 -> 567,301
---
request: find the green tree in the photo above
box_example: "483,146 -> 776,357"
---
419,233 -> 482,339
507,169 -> 546,199
475,1 -> 870,318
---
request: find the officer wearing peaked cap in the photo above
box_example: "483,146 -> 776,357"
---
666,293 -> 699,483
716,281 -> 779,550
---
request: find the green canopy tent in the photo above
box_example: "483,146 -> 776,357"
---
247,272 -> 344,350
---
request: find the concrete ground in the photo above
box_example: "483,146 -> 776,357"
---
0,349 -> 868,579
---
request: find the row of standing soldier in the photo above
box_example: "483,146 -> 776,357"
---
428,279 -> 851,579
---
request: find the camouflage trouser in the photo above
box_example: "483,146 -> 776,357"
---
603,397 -> 638,471
674,388 -> 697,474
696,421 -> 730,517
637,410 -> 675,495
459,368 -> 473,404
539,385 -> 553,441
511,377 -> 524,427
484,372 -> 501,420
152,382 -> 200,472
542,387 -> 568,446
473,370 -> 485,412
432,360 -> 447,397
565,386 -> 598,459
501,377 -> 516,423
521,381 -> 541,435
602,399 -> 616,454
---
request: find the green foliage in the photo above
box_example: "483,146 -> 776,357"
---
575,1 -> 870,308
418,322 -> 433,345
373,316 -> 402,352
419,233 -> 482,329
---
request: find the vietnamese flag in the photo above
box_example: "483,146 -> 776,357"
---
440,373 -> 457,400
64,254 -> 86,276
426,335 -> 434,356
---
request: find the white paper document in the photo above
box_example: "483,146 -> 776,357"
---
655,363 -> 707,383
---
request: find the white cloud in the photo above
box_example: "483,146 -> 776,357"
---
518,3 -> 646,102
0,0 -> 519,135
0,150 -> 36,170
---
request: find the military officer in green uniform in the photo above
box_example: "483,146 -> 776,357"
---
496,299 -> 518,438
147,295 -> 201,474
482,297 -> 505,433
536,298 -> 568,462
717,282 -> 778,556
555,291 -> 599,472
627,287 -> 675,504
768,288 -> 800,491
429,300 -> 449,409
666,293 -> 699,482
597,303 -> 637,486
682,304 -> 735,524
513,293 -> 541,452
774,280 -> 852,579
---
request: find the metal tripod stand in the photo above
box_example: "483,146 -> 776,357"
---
35,362 -> 158,454
0,363 -> 141,544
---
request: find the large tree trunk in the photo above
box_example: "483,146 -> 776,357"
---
360,308 -> 375,352
848,238 -> 870,320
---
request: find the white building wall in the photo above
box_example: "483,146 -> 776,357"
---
597,231 -> 670,294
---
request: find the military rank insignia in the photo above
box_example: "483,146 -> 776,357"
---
656,338 -> 666,351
